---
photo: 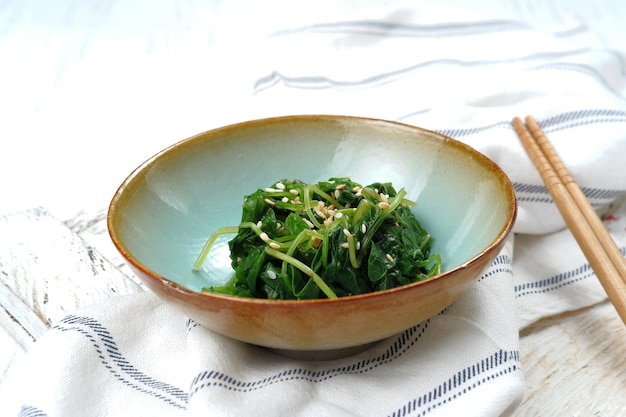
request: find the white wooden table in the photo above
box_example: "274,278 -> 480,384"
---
1,1 -> 625,415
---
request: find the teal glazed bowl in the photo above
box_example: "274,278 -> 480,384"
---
108,115 -> 517,353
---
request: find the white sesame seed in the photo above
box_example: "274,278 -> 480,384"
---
275,182 -> 285,190
264,198 -> 276,206
341,242 -> 349,249
303,218 -> 315,229
323,219 -> 331,227
269,241 -> 281,249
343,228 -> 352,237
315,209 -> 327,219
265,187 -> 277,193
335,212 -> 343,219
356,241 -> 361,250
335,183 -> 346,190
380,193 -> 389,202
260,232 -> 270,242
352,186 -> 360,193
378,201 -> 390,209
361,223 -> 367,234
282,197 -> 289,203
334,190 -> 340,199
386,254 -> 395,263
290,189 -> 299,195
267,269 -> 277,279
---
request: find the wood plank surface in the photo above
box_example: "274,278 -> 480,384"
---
0,208 -> 144,387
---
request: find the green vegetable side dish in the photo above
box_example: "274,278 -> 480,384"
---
193,177 -> 441,300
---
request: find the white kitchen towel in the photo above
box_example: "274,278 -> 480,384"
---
4,1 -> 626,416
7,241 -> 522,417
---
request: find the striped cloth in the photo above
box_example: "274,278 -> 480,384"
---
6,1 -> 626,416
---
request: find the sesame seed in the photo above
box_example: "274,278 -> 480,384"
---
335,212 -> 343,219
343,228 -> 352,237
260,232 -> 270,242
356,241 -> 361,250
290,189 -> 299,195
256,220 -> 263,228
335,183 -> 346,190
341,242 -> 349,249
264,198 -> 276,206
303,218 -> 315,229
275,182 -> 285,190
315,209 -> 327,219
281,197 -> 289,203
265,187 -> 277,193
361,223 -> 367,234
380,193 -> 389,202
386,254 -> 395,263
378,201 -> 390,209
334,190 -> 340,199
269,242 -> 281,249
267,269 -> 277,279
352,186 -> 360,193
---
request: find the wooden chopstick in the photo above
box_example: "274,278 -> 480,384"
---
512,116 -> 626,326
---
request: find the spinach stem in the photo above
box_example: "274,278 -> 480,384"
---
347,234 -> 360,268
303,185 -> 323,229
265,247 -> 338,299
357,188 -> 408,264
193,226 -> 240,270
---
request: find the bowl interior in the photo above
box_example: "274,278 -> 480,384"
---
110,116 -> 514,293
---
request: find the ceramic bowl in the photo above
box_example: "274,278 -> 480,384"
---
108,115 -> 516,355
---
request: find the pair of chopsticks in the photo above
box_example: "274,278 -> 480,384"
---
512,116 -> 626,326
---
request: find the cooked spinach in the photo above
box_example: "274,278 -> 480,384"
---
194,177 -> 441,299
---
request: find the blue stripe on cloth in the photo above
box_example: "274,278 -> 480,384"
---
527,63 -> 625,100
514,247 -> 626,298
53,316 -> 188,409
18,406 -> 48,417
386,350 -> 520,417
253,48 -> 625,94
478,254 -> 513,283
188,320 -> 434,396
513,182 -> 626,208
269,19 -> 530,38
